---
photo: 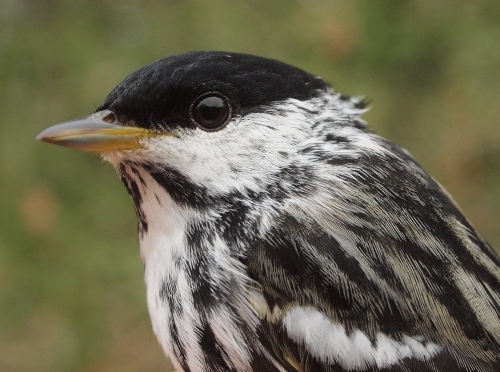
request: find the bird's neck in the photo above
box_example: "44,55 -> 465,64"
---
116,160 -> 268,370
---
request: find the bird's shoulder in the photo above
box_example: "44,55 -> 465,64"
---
241,141 -> 500,370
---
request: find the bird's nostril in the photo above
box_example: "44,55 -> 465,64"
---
103,112 -> 117,123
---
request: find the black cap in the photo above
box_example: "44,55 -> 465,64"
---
99,51 -> 330,131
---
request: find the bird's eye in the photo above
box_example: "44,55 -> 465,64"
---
191,93 -> 231,131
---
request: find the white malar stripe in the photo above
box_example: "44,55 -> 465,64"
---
282,306 -> 442,370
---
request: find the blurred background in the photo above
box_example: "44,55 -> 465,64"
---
1,1 -> 499,371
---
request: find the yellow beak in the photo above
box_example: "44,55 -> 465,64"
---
36,110 -> 164,153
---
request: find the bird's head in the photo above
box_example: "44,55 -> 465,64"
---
37,51 -> 368,212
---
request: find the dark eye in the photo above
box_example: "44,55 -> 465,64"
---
191,93 -> 231,131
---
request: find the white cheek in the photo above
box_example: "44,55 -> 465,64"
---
139,107 -> 312,195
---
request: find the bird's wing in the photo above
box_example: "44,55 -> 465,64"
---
244,141 -> 500,371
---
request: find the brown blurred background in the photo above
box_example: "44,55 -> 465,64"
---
0,1 -> 499,371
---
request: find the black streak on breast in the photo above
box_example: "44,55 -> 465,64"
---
119,163 -> 148,236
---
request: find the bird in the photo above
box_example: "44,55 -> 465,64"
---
37,51 -> 500,372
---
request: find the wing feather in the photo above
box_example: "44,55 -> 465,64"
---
245,136 -> 500,371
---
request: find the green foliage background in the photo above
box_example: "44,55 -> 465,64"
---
1,1 -> 499,371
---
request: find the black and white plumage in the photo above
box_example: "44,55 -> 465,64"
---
38,51 -> 500,371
